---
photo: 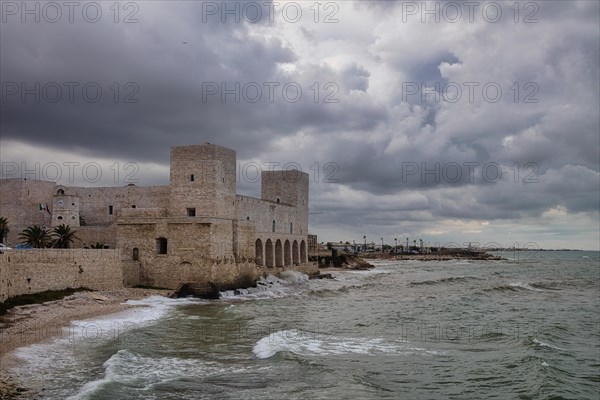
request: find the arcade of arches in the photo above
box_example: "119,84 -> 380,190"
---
254,238 -> 307,267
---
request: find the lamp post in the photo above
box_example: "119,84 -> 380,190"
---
363,235 -> 366,252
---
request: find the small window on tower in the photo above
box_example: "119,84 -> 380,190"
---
109,205 -> 113,215
190,174 -> 195,182
132,205 -> 136,208
276,198 -> 280,203
157,238 -> 168,255
187,208 -> 196,217
58,216 -> 63,220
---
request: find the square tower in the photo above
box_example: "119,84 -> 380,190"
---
169,143 -> 237,219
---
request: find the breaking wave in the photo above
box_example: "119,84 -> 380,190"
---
252,330 -> 445,359
409,276 -> 482,286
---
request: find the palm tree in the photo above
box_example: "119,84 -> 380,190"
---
51,224 -> 79,249
19,225 -> 51,248
0,217 -> 9,244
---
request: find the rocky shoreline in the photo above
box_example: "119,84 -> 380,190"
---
0,288 -> 172,399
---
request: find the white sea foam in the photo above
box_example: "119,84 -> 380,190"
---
67,349 -> 270,399
219,272 -> 315,300
253,330 -> 444,359
13,296 -> 201,375
509,282 -> 541,291
279,270 -> 310,283
533,338 -> 566,351
343,268 -> 390,276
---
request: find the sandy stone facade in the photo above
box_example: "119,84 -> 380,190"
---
0,143 -> 315,297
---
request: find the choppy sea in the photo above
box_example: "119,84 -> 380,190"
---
8,251 -> 600,399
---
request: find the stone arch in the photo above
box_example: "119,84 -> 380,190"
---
275,239 -> 283,267
132,247 -> 139,261
255,238 -> 263,266
292,240 -> 299,265
300,240 -> 307,264
284,240 -> 291,266
265,239 -> 274,268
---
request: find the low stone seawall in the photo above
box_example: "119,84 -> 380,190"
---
1,250 -> 321,303
0,249 -> 124,303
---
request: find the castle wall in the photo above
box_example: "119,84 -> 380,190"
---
0,179 -> 55,243
0,249 -> 124,303
64,185 -> 170,226
77,225 -> 118,248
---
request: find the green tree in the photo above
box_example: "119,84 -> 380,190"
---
19,225 -> 51,248
51,224 -> 79,249
0,217 -> 9,244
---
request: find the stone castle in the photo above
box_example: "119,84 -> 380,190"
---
0,143 -> 316,300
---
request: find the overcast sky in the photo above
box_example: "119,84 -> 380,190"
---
1,1 -> 599,250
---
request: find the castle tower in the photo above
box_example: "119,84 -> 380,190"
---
51,187 -> 80,227
261,169 -> 309,235
169,143 -> 237,219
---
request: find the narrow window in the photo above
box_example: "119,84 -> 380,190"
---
157,238 -> 168,255
133,248 -> 139,261
187,208 -> 196,217
109,205 -> 113,215
272,220 -> 276,232
132,205 -> 136,208
276,198 -> 280,203
190,174 -> 195,182
290,222 -> 293,234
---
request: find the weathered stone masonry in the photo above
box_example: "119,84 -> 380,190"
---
0,143 -> 317,301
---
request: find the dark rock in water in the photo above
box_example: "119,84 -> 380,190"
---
234,289 -> 242,295
174,282 -> 220,299
309,273 -> 334,280
173,274 -> 258,299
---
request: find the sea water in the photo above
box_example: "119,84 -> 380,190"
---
9,251 -> 600,399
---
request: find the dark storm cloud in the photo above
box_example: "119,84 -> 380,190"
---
1,1 -> 598,248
